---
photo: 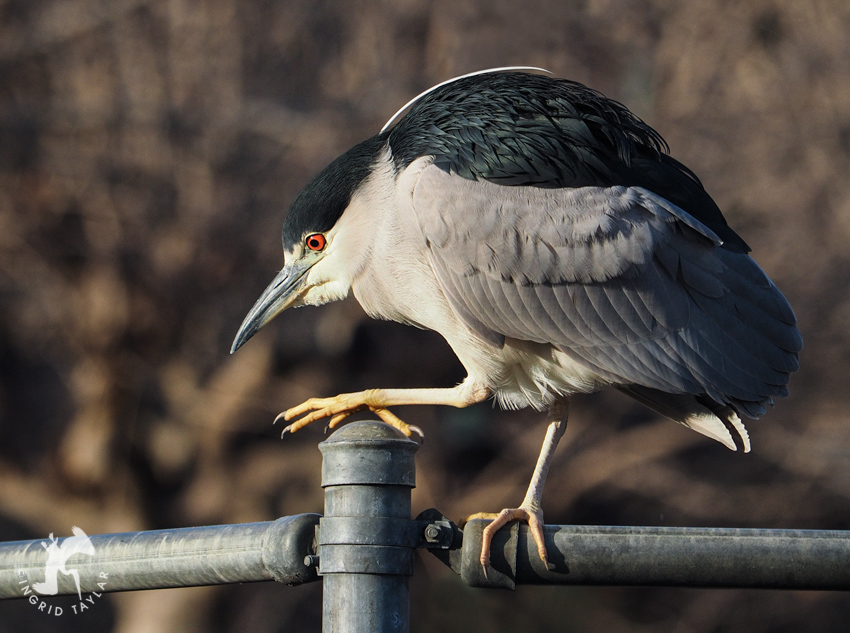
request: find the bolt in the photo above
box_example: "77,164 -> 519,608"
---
303,554 -> 320,568
424,524 -> 442,543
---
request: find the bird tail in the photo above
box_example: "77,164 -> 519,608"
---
617,385 -> 751,452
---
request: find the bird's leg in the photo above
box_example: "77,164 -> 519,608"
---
277,380 -> 490,438
465,398 -> 570,571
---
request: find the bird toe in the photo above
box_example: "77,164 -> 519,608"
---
470,505 -> 550,570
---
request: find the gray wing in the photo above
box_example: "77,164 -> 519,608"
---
411,165 -> 801,416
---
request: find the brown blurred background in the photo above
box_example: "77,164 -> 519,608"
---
1,0 -> 849,631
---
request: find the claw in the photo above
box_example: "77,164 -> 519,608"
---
407,425 -> 425,444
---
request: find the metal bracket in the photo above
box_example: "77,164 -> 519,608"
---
413,509 -> 461,550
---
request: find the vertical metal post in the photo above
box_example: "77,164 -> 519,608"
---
318,421 -> 419,633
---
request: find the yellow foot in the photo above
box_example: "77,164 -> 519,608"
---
462,506 -> 550,571
274,390 -> 424,439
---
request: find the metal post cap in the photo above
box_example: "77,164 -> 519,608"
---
319,420 -> 419,487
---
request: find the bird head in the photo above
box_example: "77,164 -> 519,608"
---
231,68 -> 561,355
230,135 -> 388,353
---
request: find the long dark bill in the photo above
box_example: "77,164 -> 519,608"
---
230,260 -> 313,353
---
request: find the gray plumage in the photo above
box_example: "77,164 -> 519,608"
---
413,166 -> 798,420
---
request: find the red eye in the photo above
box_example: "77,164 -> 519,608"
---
305,233 -> 327,251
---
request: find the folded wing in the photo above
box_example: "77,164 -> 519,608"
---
411,165 -> 801,445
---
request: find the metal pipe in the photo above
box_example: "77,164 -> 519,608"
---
457,520 -> 850,590
317,420 -> 420,633
0,514 -> 320,599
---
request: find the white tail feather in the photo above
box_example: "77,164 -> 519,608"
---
617,385 -> 752,452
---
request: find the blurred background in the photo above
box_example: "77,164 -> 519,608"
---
1,0 -> 849,631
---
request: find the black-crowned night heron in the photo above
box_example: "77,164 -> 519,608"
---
231,68 -> 802,569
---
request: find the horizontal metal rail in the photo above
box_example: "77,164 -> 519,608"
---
4,514 -> 848,600
0,514 -> 320,599
449,520 -> 850,590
